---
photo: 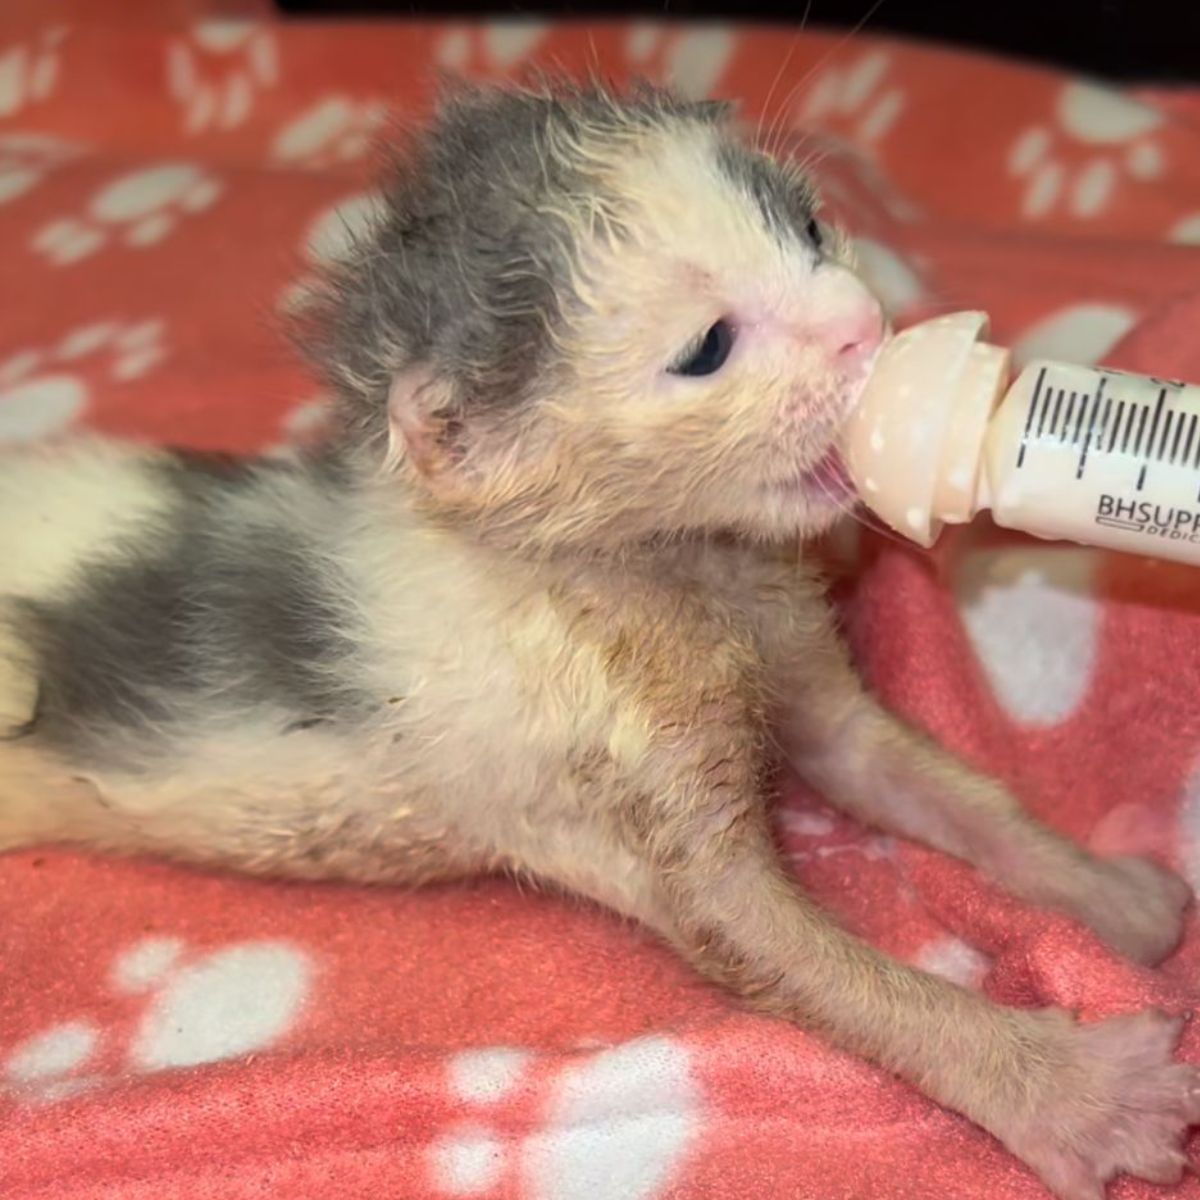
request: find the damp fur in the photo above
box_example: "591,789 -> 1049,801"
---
0,79 -> 1196,1200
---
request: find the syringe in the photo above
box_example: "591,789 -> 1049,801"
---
842,312 -> 1200,566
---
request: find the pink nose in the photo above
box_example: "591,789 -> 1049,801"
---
824,303 -> 885,366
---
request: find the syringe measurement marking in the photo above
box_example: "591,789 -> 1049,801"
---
1035,383 -> 1053,439
1017,367 -> 1046,468
1170,408 -> 1186,463
1048,388 -> 1065,437
1072,393 -> 1090,447
1077,382 -> 1105,479
1120,401 -> 1137,453
1132,403 -> 1150,457
1020,371 -> 1200,494
1146,389 -> 1167,464
1095,382 -> 1113,451
1157,408 -> 1176,463
1108,400 -> 1126,453
1146,412 -> 1170,486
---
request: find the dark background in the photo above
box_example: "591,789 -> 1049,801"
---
273,1 -> 1200,82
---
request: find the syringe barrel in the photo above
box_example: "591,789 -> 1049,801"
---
984,362 -> 1200,566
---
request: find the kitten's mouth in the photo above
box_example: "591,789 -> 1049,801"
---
764,446 -> 856,506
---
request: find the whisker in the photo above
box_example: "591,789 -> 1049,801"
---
811,471 -> 916,554
754,1 -> 812,151
762,0 -> 890,162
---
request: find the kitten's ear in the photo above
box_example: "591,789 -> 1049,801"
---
385,366 -> 469,494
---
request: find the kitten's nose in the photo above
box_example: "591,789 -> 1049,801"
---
808,267 -> 885,369
823,301 -> 885,366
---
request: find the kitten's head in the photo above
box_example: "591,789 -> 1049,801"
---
305,79 -> 883,553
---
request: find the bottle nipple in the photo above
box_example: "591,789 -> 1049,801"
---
842,312 -> 1012,547
843,312 -> 1200,567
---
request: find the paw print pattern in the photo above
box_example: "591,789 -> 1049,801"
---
271,96 -> 389,168
797,50 -> 906,150
779,52 -> 919,230
166,20 -> 279,134
851,237 -> 927,321
956,547 -> 1101,726
430,1037 -> 701,1199
261,394 -> 335,457
1170,213 -> 1200,244
781,810 -> 896,868
624,22 -> 735,100
0,26 -> 68,118
1009,81 -> 1166,220
4,1020 -> 101,1103
279,395 -> 333,443
1011,302 -> 1137,369
33,163 -> 222,265
0,132 -> 81,206
435,21 -> 550,75
915,935 -> 992,989
3,937 -> 312,1103
277,191 -> 386,314
0,318 -> 168,443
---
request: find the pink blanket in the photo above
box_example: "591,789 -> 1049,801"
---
4,6 -> 1200,1197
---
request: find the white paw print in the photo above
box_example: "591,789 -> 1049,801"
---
783,120 -> 921,231
797,50 -> 906,149
271,95 -> 389,168
0,318 -> 168,443
1012,302 -> 1137,368
852,237 -> 927,320
33,162 -> 223,265
957,547 -> 1100,726
779,804 -> 896,866
778,808 -> 837,839
0,131 -> 82,206
277,191 -> 387,314
3,937 -> 311,1103
1168,212 -> 1200,244
788,833 -> 896,867
1010,81 -> 1166,220
624,22 -> 736,100
430,1036 -> 701,1199
0,26 -> 68,118
435,20 -> 550,74
915,935 -> 991,989
263,394 -> 334,456
166,19 -> 278,134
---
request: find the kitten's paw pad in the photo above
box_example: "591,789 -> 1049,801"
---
1007,1010 -> 1200,1200
1081,856 -> 1192,965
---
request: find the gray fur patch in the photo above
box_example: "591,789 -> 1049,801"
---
716,142 -> 819,247
15,452 -> 366,767
299,80 -> 735,460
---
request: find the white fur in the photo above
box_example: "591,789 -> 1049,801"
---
0,439 -> 174,600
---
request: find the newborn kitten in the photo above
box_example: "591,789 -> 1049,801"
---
0,81 -> 1195,1199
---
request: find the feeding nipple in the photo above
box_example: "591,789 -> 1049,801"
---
841,312 -> 1200,566
843,312 -> 1009,548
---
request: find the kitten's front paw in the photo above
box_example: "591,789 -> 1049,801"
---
1072,856 -> 1192,966
1000,1009 -> 1200,1200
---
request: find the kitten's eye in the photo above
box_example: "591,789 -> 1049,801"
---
805,216 -> 823,249
668,319 -> 736,377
